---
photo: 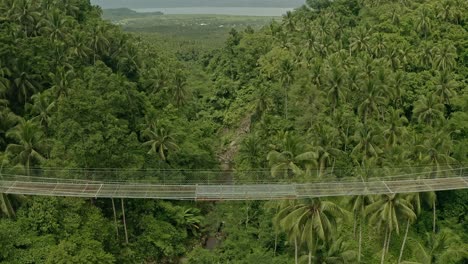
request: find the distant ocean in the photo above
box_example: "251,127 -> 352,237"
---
132,7 -> 294,16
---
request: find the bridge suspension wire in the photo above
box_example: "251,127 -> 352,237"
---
0,166 -> 467,201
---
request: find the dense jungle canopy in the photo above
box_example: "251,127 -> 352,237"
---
0,0 -> 467,263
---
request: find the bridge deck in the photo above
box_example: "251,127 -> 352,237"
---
1,174 -> 467,200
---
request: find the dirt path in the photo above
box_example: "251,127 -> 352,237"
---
217,114 -> 252,183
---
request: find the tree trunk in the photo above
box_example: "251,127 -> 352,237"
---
381,227 -> 388,264
398,219 -> 410,264
358,219 -> 362,263
111,198 -> 119,239
274,233 -> 277,256
295,237 -> 298,264
386,229 -> 392,254
121,198 -> 129,244
432,200 -> 436,233
285,85 -> 288,120
353,215 -> 357,238
308,250 -> 312,264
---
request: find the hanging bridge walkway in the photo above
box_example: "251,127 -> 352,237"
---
0,166 -> 467,201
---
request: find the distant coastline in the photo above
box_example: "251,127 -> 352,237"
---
131,7 -> 294,16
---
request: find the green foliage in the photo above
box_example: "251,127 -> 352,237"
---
0,0 -> 467,262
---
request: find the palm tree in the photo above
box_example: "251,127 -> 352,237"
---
172,70 -> 189,107
0,62 -> 11,96
401,229 -> 467,264
267,150 -> 317,178
436,0 -> 454,22
283,11 -> 296,32
278,59 -> 294,119
416,8 -> 432,39
68,31 -> 92,61
412,94 -> 445,126
142,126 -> 179,161
275,200 -> 301,264
12,61 -> 42,104
0,108 -> 19,149
372,33 -> 387,58
49,67 -> 75,99
358,79 -> 387,123
278,198 -> 347,263
40,9 -> 71,42
175,207 -> 203,236
5,119 -> 46,175
309,124 -> 342,177
388,71 -> 406,106
239,134 -> 263,168
11,0 -> 40,37
434,71 -> 457,104
383,108 -> 408,147
89,23 -> 110,64
416,131 -> 456,174
325,66 -> 347,112
348,195 -> 373,262
366,194 -> 416,264
432,44 -> 457,71
304,237 -> 357,264
407,190 -> 436,234
351,125 -> 383,161
0,193 -> 15,218
349,27 -> 371,55
29,92 -> 55,130
418,42 -> 434,70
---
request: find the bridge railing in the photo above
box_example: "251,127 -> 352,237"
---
0,165 -> 466,185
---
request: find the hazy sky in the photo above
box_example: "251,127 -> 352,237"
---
91,0 -> 306,9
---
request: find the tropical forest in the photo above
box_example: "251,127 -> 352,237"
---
0,0 -> 467,263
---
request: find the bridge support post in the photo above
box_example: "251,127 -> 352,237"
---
121,198 -> 129,244
111,198 -> 119,239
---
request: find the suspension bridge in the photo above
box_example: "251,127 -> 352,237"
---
0,166 -> 467,201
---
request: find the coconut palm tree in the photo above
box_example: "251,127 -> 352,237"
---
416,7 -> 432,39
309,123 -> 343,177
12,61 -> 42,104
304,237 -> 357,264
49,66 -> 75,99
283,11 -> 296,32
418,42 -> 434,70
5,119 -> 46,175
358,79 -> 387,123
142,126 -> 179,161
11,0 -> 40,37
278,59 -> 295,119
383,108 -> 408,147
348,194 -> 373,262
267,149 -> 317,179
29,92 -> 55,130
0,62 -> 11,96
351,125 -> 383,161
413,94 -> 445,126
401,229 -> 467,264
89,23 -> 110,64
416,131 -> 456,173
172,70 -> 189,107
365,194 -> 416,264
434,71 -> 457,104
325,66 -> 347,112
432,44 -> 457,71
349,27 -> 371,54
278,198 -> 347,264
40,9 -> 71,42
68,30 -> 92,61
